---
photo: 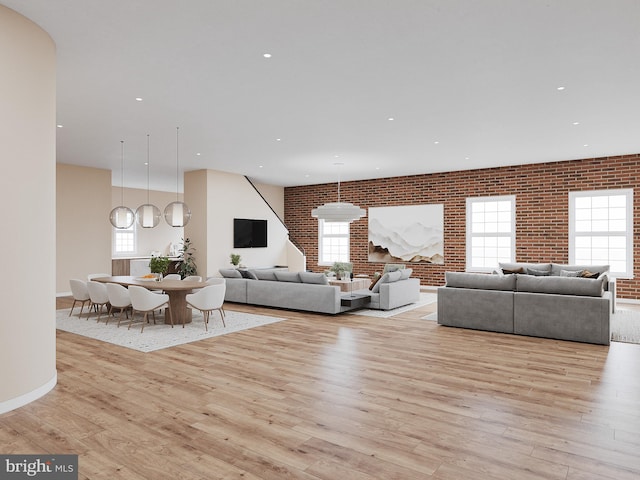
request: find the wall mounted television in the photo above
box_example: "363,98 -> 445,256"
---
233,218 -> 268,248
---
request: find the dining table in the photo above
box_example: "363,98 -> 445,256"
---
92,275 -> 207,325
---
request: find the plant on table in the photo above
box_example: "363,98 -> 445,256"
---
149,256 -> 170,276
178,237 -> 197,278
329,261 -> 352,280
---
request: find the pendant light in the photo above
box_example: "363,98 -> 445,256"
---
109,140 -> 135,229
163,126 -> 191,227
135,134 -> 161,228
311,163 -> 366,222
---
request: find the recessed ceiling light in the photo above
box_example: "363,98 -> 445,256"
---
263,53 -> 272,58
375,167 -> 380,170
465,157 -> 470,160
334,155 -> 340,158
276,138 -> 281,142
434,141 -> 440,145
196,152 -> 201,156
557,86 -> 566,91
135,97 -> 143,101
144,162 -> 149,166
259,165 -> 263,168
56,124 -> 63,128
583,144 -> 589,147
388,117 -> 395,121
305,174 -> 310,178
573,122 -> 580,125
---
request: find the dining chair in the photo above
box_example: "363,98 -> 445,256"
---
86,281 -> 110,322
185,282 -> 226,331
69,279 -> 91,317
106,283 -> 132,327
128,285 -> 173,332
182,275 -> 202,282
163,274 -> 181,280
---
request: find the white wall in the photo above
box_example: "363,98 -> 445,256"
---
0,5 -> 57,413
185,170 -> 289,278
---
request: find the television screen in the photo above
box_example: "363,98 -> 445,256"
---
233,218 -> 267,248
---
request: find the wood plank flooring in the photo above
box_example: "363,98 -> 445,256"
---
2,297 -> 640,479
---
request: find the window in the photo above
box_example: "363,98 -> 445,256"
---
112,213 -> 136,256
318,220 -> 349,265
466,195 -> 516,272
569,189 -> 633,278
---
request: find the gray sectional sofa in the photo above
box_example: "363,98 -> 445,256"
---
218,268 -> 420,315
437,263 -> 612,345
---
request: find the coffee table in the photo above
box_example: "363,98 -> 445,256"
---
341,293 -> 371,309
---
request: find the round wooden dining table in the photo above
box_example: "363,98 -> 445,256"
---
92,275 -> 207,325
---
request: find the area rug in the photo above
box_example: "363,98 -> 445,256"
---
421,308 -> 640,345
348,292 -> 438,318
56,309 -> 284,352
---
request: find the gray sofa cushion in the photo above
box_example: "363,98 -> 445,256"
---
219,268 -> 242,278
445,272 -> 516,291
254,269 -> 278,281
516,274 -> 605,297
299,272 -> 329,285
274,271 -> 300,283
399,268 -> 413,280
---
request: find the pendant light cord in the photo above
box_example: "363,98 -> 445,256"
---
146,134 -> 150,204
176,127 -> 180,201
120,140 -> 125,205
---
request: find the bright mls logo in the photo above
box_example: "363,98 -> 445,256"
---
0,455 -> 77,479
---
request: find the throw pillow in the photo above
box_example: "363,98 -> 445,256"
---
239,269 -> 258,280
369,273 -> 382,291
219,268 -> 242,278
580,270 -> 601,279
560,269 -> 583,277
383,263 -> 405,274
502,267 -> 524,275
526,267 -> 551,276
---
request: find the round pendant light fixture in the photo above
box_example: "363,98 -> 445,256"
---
311,163 -> 366,223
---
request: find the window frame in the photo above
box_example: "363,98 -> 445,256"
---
112,219 -> 137,257
317,219 -> 350,266
568,188 -> 634,279
466,195 -> 516,273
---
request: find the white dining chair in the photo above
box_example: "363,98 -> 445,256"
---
106,283 -> 132,327
69,279 -> 91,317
128,285 -> 173,332
86,281 -> 110,322
163,274 -> 181,280
182,275 -> 202,282
185,282 -> 226,331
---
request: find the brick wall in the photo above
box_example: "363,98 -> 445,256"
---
285,154 -> 640,300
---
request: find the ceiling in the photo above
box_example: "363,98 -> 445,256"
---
3,1 -> 640,190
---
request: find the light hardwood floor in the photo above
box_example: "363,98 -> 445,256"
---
2,298 -> 640,479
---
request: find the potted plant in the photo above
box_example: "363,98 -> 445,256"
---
230,253 -> 241,268
178,237 -> 197,278
329,261 -> 352,280
149,256 -> 170,278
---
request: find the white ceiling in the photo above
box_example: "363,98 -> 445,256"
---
4,1 -> 640,190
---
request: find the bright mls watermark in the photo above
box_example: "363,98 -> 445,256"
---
0,455 -> 77,479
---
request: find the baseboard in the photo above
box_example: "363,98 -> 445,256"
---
618,298 -> 640,305
0,372 -> 57,415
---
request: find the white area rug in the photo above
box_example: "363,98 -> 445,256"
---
421,308 -> 640,344
56,308 -> 284,352
348,292 -> 438,318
